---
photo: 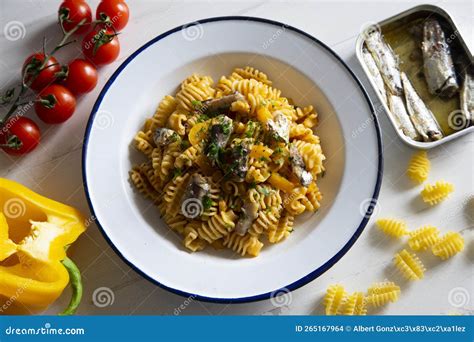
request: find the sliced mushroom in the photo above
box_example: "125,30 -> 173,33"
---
202,92 -> 245,116
235,201 -> 259,236
153,128 -> 179,146
289,144 -> 313,187
267,111 -> 290,143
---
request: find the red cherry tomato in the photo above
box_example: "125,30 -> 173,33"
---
96,0 -> 129,31
62,59 -> 98,94
22,53 -> 61,92
82,29 -> 120,66
0,117 -> 41,155
35,85 -> 76,124
58,0 -> 92,34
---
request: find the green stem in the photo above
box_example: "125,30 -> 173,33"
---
59,256 -> 83,316
0,17 -> 87,129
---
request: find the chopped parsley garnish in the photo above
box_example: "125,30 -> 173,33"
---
197,114 -> 209,123
258,187 -> 270,196
245,121 -> 256,138
202,195 -> 213,211
249,181 -> 257,189
180,140 -> 190,150
172,168 -> 182,178
259,156 -> 270,163
191,100 -> 203,109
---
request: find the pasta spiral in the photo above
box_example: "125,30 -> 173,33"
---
431,232 -> 464,260
223,231 -> 263,257
133,130 -> 155,157
183,222 -> 207,252
152,95 -> 178,129
376,218 -> 409,238
163,172 -> 191,216
176,80 -> 215,111
197,209 -> 238,243
341,292 -> 367,316
406,151 -> 430,184
233,66 -> 272,85
129,165 -> 161,203
393,249 -> 425,281
268,211 -> 294,243
408,226 -> 440,251
421,180 -> 454,205
366,282 -> 400,307
323,284 -> 347,315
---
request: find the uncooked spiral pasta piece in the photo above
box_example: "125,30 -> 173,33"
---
431,231 -> 464,260
152,95 -> 178,129
163,172 -> 191,216
233,66 -> 272,85
197,209 -> 238,243
129,165 -> 161,203
341,292 -> 367,316
407,151 -> 430,184
394,249 -> 425,281
174,143 -> 203,169
167,110 -> 188,136
408,226 -> 440,251
176,80 -> 215,111
324,284 -> 347,315
366,282 -> 400,307
133,130 -> 155,157
223,231 -> 263,257
421,180 -> 454,205
183,222 -> 207,252
376,218 -> 409,238
268,211 -> 294,243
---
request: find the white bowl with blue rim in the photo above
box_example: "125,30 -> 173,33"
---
83,17 -> 382,303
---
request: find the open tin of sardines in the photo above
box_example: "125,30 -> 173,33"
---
356,4 -> 473,149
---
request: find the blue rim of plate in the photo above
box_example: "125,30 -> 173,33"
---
82,16 -> 383,304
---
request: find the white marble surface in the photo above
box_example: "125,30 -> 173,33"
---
0,0 -> 472,315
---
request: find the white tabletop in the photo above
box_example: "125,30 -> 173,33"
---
0,0 -> 472,315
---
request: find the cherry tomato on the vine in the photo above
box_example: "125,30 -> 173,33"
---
22,53 -> 61,92
58,0 -> 92,34
62,59 -> 98,94
96,0 -> 129,31
82,28 -> 120,66
0,117 -> 41,155
35,84 -> 76,124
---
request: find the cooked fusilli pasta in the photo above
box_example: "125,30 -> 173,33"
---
129,66 -> 325,256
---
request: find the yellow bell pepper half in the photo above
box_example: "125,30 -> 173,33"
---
0,178 -> 86,313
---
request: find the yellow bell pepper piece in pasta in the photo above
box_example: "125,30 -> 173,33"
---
256,106 -> 272,124
268,173 -> 295,193
421,180 -> 454,205
406,151 -> 430,184
393,249 -> 425,281
431,232 -> 464,260
375,218 -> 409,238
188,121 -> 210,146
250,144 -> 273,159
